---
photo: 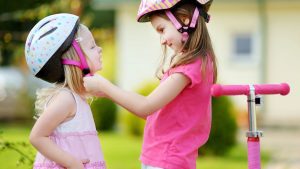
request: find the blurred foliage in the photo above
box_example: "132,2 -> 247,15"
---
0,0 -> 53,14
0,131 -> 34,168
123,80 -> 159,136
0,69 -> 36,121
94,28 -> 116,81
199,96 -> 238,156
0,0 -> 95,67
90,10 -> 115,28
90,28 -> 117,131
91,97 -> 117,131
15,89 -> 36,120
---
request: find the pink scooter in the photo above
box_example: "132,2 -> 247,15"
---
211,83 -> 290,169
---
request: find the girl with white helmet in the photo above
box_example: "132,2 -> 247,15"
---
84,0 -> 217,168
25,13 -> 106,169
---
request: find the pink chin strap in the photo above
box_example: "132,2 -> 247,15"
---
61,40 -> 92,76
165,7 -> 200,42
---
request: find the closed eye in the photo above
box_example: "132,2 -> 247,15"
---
156,25 -> 164,34
91,44 -> 98,49
91,41 -> 98,49
158,28 -> 164,33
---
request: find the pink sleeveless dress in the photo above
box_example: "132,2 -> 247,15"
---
33,89 -> 106,169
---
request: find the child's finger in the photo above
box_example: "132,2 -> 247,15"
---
81,159 -> 90,164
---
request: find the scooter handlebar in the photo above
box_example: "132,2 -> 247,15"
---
211,83 -> 290,97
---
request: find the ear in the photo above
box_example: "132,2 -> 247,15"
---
183,18 -> 190,26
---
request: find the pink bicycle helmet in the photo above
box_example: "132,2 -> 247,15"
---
25,13 -> 91,83
137,0 -> 212,22
137,0 -> 213,42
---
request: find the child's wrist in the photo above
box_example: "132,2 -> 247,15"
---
99,77 -> 110,91
64,155 -> 77,168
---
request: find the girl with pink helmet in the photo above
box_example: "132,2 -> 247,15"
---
25,13 -> 106,169
84,0 -> 217,168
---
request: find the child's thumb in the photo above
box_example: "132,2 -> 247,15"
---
81,159 -> 90,164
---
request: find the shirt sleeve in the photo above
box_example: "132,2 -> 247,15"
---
169,59 -> 202,88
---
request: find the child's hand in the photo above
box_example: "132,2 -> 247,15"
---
83,74 -> 107,94
67,158 -> 90,169
81,158 -> 90,165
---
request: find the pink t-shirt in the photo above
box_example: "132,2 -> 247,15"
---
140,58 -> 214,169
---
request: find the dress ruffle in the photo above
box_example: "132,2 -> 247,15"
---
34,161 -> 106,169
34,131 -> 106,169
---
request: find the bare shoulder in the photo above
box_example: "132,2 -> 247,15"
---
45,89 -> 76,118
31,89 -> 77,137
48,89 -> 75,106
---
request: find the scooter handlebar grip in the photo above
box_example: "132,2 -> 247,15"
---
254,83 -> 290,96
211,83 -> 290,97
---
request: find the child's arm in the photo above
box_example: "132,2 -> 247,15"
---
29,90 -> 88,169
84,73 -> 190,118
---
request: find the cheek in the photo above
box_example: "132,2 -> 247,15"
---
86,57 -> 93,68
167,30 -> 181,43
89,55 -> 101,70
174,31 -> 183,42
162,34 -> 172,44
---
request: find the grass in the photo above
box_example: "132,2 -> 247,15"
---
0,124 -> 269,169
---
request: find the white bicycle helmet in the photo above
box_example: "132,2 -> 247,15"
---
25,13 -> 89,83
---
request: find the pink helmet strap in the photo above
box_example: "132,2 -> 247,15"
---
61,40 -> 91,76
61,59 -> 82,67
165,7 -> 201,42
165,10 -> 182,30
190,7 -> 200,28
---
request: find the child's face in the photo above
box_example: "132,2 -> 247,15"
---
79,25 -> 102,74
151,15 -> 183,53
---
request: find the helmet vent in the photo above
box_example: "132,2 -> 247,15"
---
27,34 -> 34,49
38,18 -> 57,30
38,27 -> 57,40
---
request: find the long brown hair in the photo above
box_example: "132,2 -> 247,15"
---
152,2 -> 217,83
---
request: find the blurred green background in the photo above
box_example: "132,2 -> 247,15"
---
1,0 -> 299,169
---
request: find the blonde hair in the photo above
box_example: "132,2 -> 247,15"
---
153,2 -> 218,83
34,24 -> 88,118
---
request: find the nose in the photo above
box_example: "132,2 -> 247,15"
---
161,37 -> 167,45
97,46 -> 102,54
